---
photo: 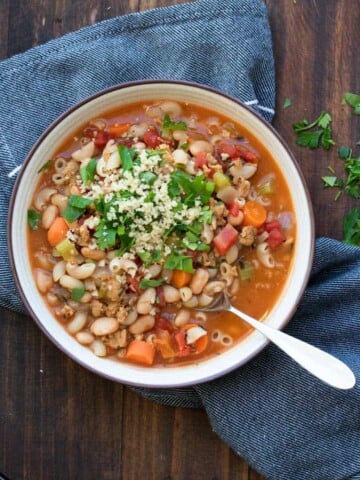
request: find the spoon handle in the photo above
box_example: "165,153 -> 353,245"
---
228,305 -> 356,390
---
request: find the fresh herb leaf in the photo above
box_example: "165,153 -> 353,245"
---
338,146 -> 352,160
118,145 -> 136,171
94,223 -> 117,249
182,231 -> 210,252
37,160 -> 52,173
342,92 -> 360,115
80,158 -> 97,185
343,208 -> 360,245
321,176 -> 343,188
27,210 -> 41,230
68,195 -> 93,209
164,253 -> 195,273
283,98 -> 292,109
139,278 -> 165,289
162,114 -> 187,132
343,155 -> 360,198
139,171 -> 157,185
117,234 -> 135,255
180,142 -> 189,150
293,111 -> 335,150
71,287 -> 85,302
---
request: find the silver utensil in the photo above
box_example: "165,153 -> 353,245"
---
197,293 -> 356,390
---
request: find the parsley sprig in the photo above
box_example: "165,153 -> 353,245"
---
343,208 -> 360,246
342,92 -> 360,116
293,111 -> 335,150
162,114 -> 187,133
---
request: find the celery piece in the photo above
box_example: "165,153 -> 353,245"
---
258,179 -> 275,196
55,238 -> 77,261
213,172 -> 231,192
237,261 -> 254,281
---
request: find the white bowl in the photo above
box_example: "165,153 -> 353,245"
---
8,81 -> 314,388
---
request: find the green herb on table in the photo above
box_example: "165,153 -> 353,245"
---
339,146 -> 360,199
283,98 -> 292,109
27,209 -> 41,230
293,111 -> 335,150
343,208 -> 360,246
342,92 -> 360,115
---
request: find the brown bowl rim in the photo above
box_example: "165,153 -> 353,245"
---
7,79 -> 315,388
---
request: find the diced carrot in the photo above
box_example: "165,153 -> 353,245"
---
183,323 -> 208,354
125,340 -> 155,366
171,270 -> 193,288
242,201 -> 267,228
108,123 -> 131,137
153,330 -> 175,359
47,217 -> 69,247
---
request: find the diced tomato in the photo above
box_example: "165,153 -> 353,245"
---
194,152 -> 208,168
213,223 -> 239,255
228,202 -> 240,217
94,130 -> 110,149
217,142 -> 258,163
267,228 -> 286,249
155,316 -> 174,333
264,220 -> 282,232
143,128 -> 161,148
83,126 -> 97,138
176,346 -> 191,357
127,276 -> 141,294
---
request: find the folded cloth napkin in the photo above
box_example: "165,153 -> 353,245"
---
0,1 -> 359,479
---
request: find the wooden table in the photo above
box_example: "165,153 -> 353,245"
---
0,1 -> 358,479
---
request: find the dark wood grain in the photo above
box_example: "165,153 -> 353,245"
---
1,0 -> 358,479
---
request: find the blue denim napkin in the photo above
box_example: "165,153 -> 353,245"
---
0,1 -> 359,479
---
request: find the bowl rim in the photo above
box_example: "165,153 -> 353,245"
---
7,79 -> 315,387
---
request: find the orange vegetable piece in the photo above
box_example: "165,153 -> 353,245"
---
125,340 -> 155,366
108,123 -> 131,137
47,217 -> 69,247
183,323 -> 208,354
242,201 -> 267,228
171,270 -> 193,288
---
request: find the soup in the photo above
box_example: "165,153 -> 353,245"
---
27,100 -> 295,367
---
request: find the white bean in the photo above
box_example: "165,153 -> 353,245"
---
46,292 -> 60,306
217,186 -> 239,204
163,285 -> 180,303
90,339 -> 107,357
34,268 -> 53,293
67,312 -> 88,334
59,275 -> 84,290
53,260 -> 66,282
120,309 -> 138,326
34,188 -> 57,211
225,244 -> 239,264
75,331 -> 95,345
190,268 -> 209,295
66,262 -> 96,280
242,163 -> 258,179
136,288 -> 156,314
189,140 -> 213,156
172,149 -> 189,165
51,193 -> 68,213
91,317 -> 119,336
174,309 -> 191,327
129,315 -> 155,334
183,296 -> 199,308
129,122 -> 148,138
159,100 -> 182,117
203,281 -> 225,296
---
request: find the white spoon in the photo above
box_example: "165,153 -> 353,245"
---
197,293 -> 356,390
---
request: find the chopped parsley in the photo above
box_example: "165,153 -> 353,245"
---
71,287 -> 85,302
293,111 -> 335,150
139,278 -> 165,289
80,158 -> 97,185
62,195 -> 93,222
162,114 -> 187,133
343,208 -> 360,246
164,253 -> 195,273
27,210 -> 41,230
37,160 -> 52,173
342,92 -> 360,115
118,145 -> 136,171
168,170 -> 214,206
